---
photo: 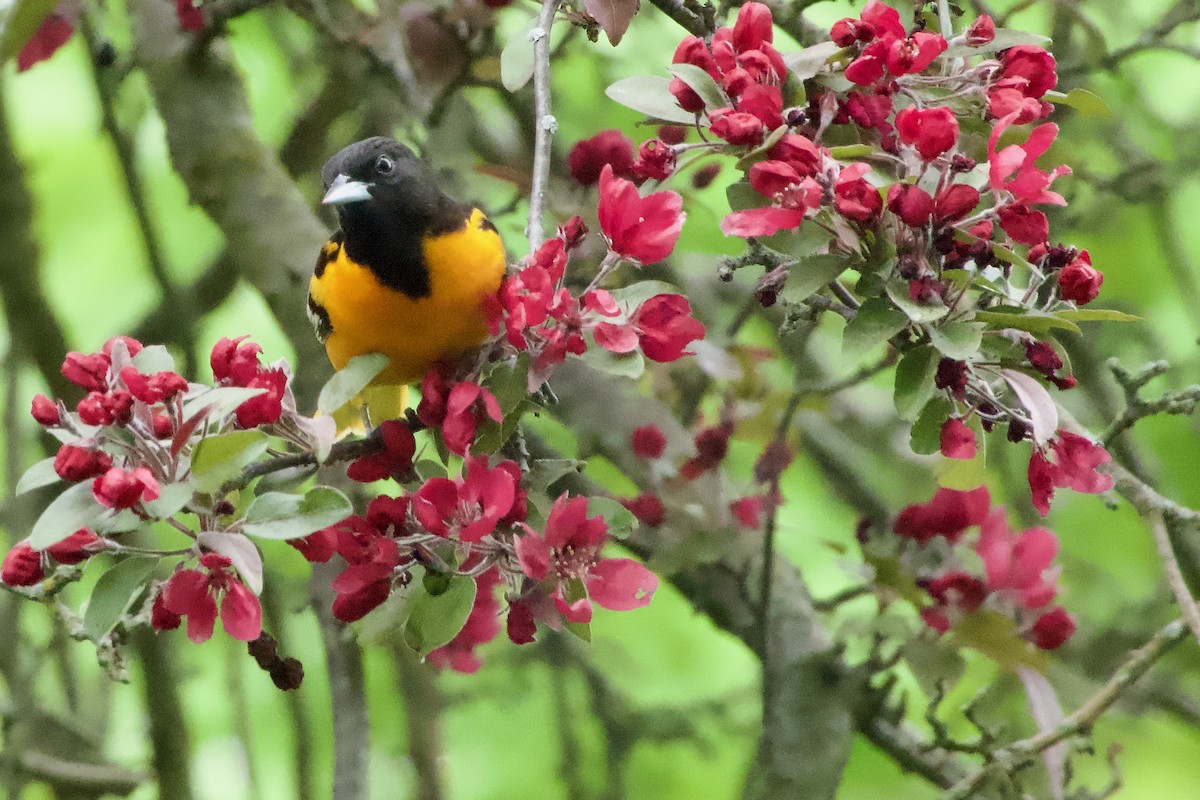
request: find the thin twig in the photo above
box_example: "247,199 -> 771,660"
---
1146,511 -> 1200,646
942,619 -> 1189,799
526,0 -> 560,251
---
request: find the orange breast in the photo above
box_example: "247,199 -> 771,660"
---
309,209 -> 506,384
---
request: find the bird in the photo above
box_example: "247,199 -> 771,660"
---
307,137 -> 507,426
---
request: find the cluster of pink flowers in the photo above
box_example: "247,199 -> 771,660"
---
291,451 -> 657,670
5,335 -> 328,645
895,486 -> 1075,651
484,194 -> 700,389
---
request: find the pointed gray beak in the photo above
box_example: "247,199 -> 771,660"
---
322,173 -> 373,205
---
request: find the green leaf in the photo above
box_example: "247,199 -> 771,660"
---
951,610 -> 1046,670
241,487 -> 353,540
974,309 -> 1081,336
83,557 -> 160,642
131,345 -> 176,374
827,144 -> 875,160
500,21 -> 536,92
780,255 -> 848,304
142,482 -> 193,519
578,339 -> 645,379
1054,308 -> 1141,323
927,322 -> 984,360
935,446 -> 988,490
666,64 -> 728,111
607,280 -> 681,308
16,457 -> 59,495
605,76 -> 696,125
317,353 -> 390,415
355,590 -> 411,646
842,298 -> 907,358
482,355 -> 530,416
403,573 -> 477,657
30,482 -> 105,549
588,496 -> 638,539
910,397 -> 953,456
0,0 -> 59,63
525,458 -> 584,493
942,28 -> 1050,58
1045,87 -> 1110,117
886,281 -> 949,323
189,430 -> 269,493
782,41 -> 840,81
893,345 -> 939,422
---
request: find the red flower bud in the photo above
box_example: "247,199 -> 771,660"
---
210,336 -> 263,386
1031,606 -> 1075,650
631,139 -> 676,182
101,336 -> 143,359
965,15 -> 995,46
895,106 -> 959,160
630,424 -> 667,460
709,110 -> 764,146
62,351 -> 110,393
30,394 -> 61,426
1,542 -> 44,586
92,466 -> 160,509
732,2 -> 773,53
567,129 -> 635,186
120,367 -> 189,404
933,184 -> 980,225
939,418 -> 977,459
1057,250 -> 1103,305
46,529 -> 103,565
830,18 -> 872,47
886,183 -> 935,227
622,493 -> 665,527
558,216 -> 588,250
54,443 -> 113,482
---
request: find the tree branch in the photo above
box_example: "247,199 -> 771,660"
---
541,361 -> 857,799
311,562 -> 369,800
943,619 -> 1188,799
129,0 -> 331,406
526,0 -> 560,251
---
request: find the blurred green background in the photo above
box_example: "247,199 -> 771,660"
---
2,0 -> 1200,797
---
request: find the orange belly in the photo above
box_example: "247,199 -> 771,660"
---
310,209 -> 506,385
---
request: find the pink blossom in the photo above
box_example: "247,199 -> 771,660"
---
598,165 -> 685,264
1027,431 -> 1113,515
988,114 -> 1071,206
514,494 -> 658,623
162,553 -> 262,642
893,486 -> 991,544
976,509 -> 1059,608
413,456 -> 518,543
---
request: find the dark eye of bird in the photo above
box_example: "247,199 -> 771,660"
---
375,155 -> 395,176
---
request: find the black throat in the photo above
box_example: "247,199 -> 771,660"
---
335,189 -> 469,300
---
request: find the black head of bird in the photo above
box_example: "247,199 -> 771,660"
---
319,137 -> 466,298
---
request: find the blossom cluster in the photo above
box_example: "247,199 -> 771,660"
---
4,335 -> 333,647
894,486 -> 1075,651
588,1 -> 1115,519
291,453 -> 658,669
